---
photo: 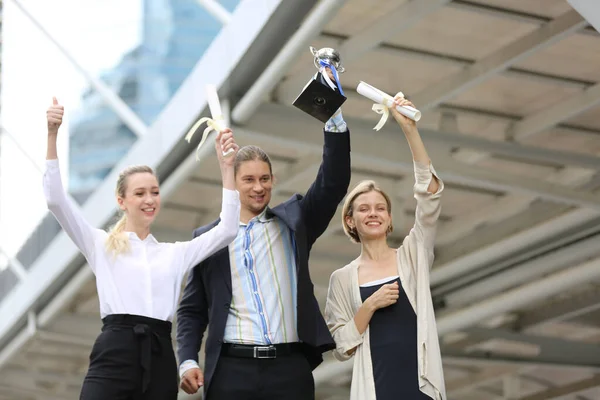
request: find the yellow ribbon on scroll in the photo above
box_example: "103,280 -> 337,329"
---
184,84 -> 235,160
357,81 -> 422,130
372,104 -> 389,131
184,116 -> 225,161
368,91 -> 404,131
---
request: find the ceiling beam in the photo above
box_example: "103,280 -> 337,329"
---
420,123 -> 600,170
437,229 -> 600,308
510,82 -> 600,140
517,289 -> 600,330
430,207 -> 598,287
0,368 -> 83,389
243,103 -> 600,211
276,0 -> 452,105
231,0 -> 346,124
314,348 -> 600,390
451,0 -> 598,37
276,154 -> 321,183
332,0 -> 451,61
0,382 -> 74,400
44,313 -> 102,342
431,150 -> 600,210
443,327 -> 600,369
272,154 -> 322,192
334,89 -> 600,170
518,375 -> 600,400
410,9 -> 587,111
444,354 -> 600,373
436,194 -> 533,246
318,31 -> 594,92
446,365 -> 522,397
436,256 -> 600,338
437,103 -> 600,137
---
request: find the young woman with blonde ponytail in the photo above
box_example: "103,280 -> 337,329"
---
44,98 -> 241,400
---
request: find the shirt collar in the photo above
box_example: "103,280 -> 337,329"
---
125,231 -> 158,244
241,207 -> 275,226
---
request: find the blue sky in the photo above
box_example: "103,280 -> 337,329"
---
0,0 -> 140,257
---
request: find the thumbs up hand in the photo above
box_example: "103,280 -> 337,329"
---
47,97 -> 64,135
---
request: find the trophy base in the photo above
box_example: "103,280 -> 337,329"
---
292,74 -> 347,123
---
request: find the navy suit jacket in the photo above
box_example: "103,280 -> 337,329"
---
176,130 -> 351,394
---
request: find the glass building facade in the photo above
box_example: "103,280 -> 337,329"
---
68,0 -> 239,201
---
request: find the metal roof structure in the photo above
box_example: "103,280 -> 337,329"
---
1,1 -> 600,399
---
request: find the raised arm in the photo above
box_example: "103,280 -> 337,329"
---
44,98 -> 99,263
178,129 -> 240,273
392,97 -> 444,273
299,119 -> 351,245
391,95 -> 440,194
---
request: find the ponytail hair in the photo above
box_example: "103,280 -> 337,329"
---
105,214 -> 129,256
105,164 -> 156,257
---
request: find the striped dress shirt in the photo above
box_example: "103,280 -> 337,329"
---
178,110 -> 348,377
224,207 -> 299,344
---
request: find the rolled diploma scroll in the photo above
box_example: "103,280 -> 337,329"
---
356,81 -> 421,129
184,84 -> 234,159
206,84 -> 234,157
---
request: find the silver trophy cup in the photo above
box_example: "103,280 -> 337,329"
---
292,46 -> 347,123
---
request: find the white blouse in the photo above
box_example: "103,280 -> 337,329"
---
43,159 -> 240,322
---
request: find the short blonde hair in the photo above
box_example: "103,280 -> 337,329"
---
341,180 -> 393,243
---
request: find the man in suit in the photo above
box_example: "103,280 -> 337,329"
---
176,96 -> 351,399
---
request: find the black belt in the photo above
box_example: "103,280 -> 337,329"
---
221,342 -> 304,359
102,314 -> 172,394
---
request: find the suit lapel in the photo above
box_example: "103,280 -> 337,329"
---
199,219 -> 234,294
269,204 -> 292,229
216,248 -> 233,294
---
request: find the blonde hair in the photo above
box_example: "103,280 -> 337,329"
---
341,180 -> 393,243
105,165 -> 156,256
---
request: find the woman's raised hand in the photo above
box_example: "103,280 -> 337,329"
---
390,94 -> 417,132
47,97 -> 64,135
215,129 -> 239,168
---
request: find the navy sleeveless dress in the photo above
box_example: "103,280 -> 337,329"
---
360,277 -> 430,400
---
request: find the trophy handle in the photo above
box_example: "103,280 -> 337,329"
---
309,46 -> 318,56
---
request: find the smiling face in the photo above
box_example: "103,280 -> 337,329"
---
235,159 -> 273,218
117,172 -> 161,227
342,180 -> 393,243
346,191 -> 392,242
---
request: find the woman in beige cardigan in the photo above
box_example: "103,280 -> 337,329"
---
324,95 -> 446,400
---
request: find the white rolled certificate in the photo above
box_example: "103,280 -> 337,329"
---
205,84 -> 234,157
205,84 -> 224,124
184,85 -> 234,159
356,81 -> 421,122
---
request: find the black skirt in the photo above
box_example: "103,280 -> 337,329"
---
79,314 -> 178,400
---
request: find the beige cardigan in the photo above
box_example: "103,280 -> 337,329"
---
324,161 -> 446,400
